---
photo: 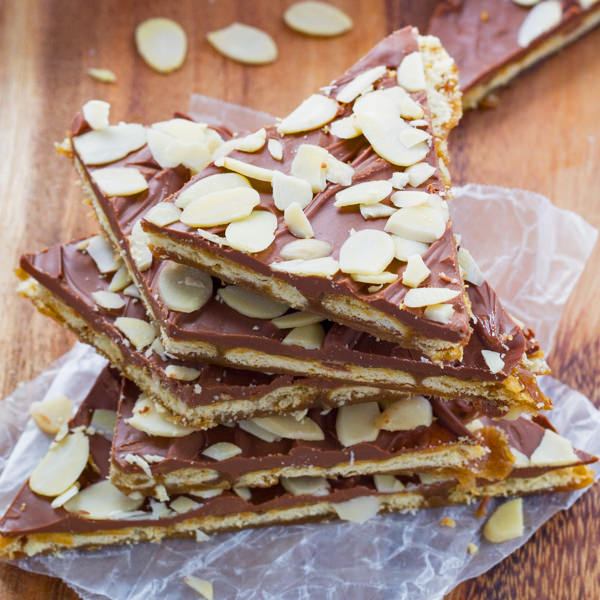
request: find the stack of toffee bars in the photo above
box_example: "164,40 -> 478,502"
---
0,28 -> 595,559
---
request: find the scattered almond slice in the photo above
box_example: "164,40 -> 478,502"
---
30,395 -> 74,435
202,442 -> 242,461
509,447 -> 531,468
329,115 -> 362,139
281,476 -> 330,496
135,18 -> 187,73
267,138 -> 283,160
277,94 -> 339,134
234,486 -> 251,501
171,497 -> 201,514
50,484 -> 80,509
392,236 -> 429,261
396,51 -> 426,91
458,247 -> 485,286
123,284 -> 141,299
129,220 -> 153,271
390,190 -> 431,208
90,409 -> 117,439
424,303 -> 454,324
272,171 -> 313,211
226,210 -> 278,252
360,203 -> 396,220
282,322 -> 325,350
324,152 -> 354,186
180,186 -> 260,227
336,65 -> 387,103
86,235 -> 120,273
390,171 -> 409,189
404,287 -> 460,307
290,144 -> 328,192
29,431 -> 89,497
114,317 -> 157,350
339,229 -> 395,275
334,180 -> 392,208
73,122 -> 146,165
398,127 -> 430,148
232,128 -> 267,153
336,402 -> 380,446
207,22 -> 277,65
239,419 -> 282,442
185,576 -> 214,600
109,264 -> 132,292
332,496 -> 379,524
402,254 -> 430,287
87,68 -> 117,83
284,1 -> 353,37
513,0 -> 541,4
284,203 -> 314,238
406,162 -> 436,187
467,542 -> 479,555
190,488 -> 224,499
82,100 -> 110,130
214,155 -> 275,182
165,365 -> 201,381
64,480 -> 144,519
481,350 -> 505,374
176,173 -> 251,209
373,474 -> 405,493
483,498 -> 524,543
145,202 -> 182,227
218,285 -> 288,319
271,311 -> 324,329
385,206 -> 446,243
530,430 -> 579,466
253,415 -> 325,441
518,1 -> 562,47
376,396 -> 432,431
280,238 -> 332,260
271,256 -> 339,278
352,272 -> 397,285
91,290 -> 126,310
126,394 -> 195,437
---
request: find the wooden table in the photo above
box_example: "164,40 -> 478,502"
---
1,1 -> 598,598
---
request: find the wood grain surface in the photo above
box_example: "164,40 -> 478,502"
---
0,1 -> 598,598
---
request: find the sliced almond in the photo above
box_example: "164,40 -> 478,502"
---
406,162 -> 436,187
170,496 -> 201,514
214,155 -> 275,183
336,402 -> 380,447
232,128 -> 266,152
402,254 -> 430,288
114,317 -> 157,350
335,180 -> 392,208
284,1 -> 353,37
518,1 -> 562,47
207,22 -> 277,65
126,394 -> 194,437
424,303 -> 454,324
329,115 -> 362,139
64,479 -> 144,519
352,272 -> 397,285
158,261 -> 213,313
284,203 -> 314,238
226,210 -> 278,252
109,264 -> 132,292
190,488 -> 224,499
180,186 -> 260,227
403,287 -> 460,307
373,474 -> 405,493
277,94 -> 339,134
396,51 -> 426,91
398,128 -> 430,148
272,170 -> 313,211
87,68 -> 117,83
73,122 -> 146,165
185,576 -> 213,600
392,236 -> 429,261
509,447 -> 531,468
267,138 -> 284,160
90,409 -> 117,439
50,484 -> 80,509
458,247 -> 485,286
123,283 -> 141,299
513,0 -> 541,4
30,395 -> 74,435
271,256 -> 339,278
85,235 -> 120,273
481,350 -> 505,374
376,396 -> 432,431
176,173 -> 251,209
29,431 -> 89,497
253,415 -> 324,441
165,365 -> 201,381
325,153 -> 354,186
82,100 -> 110,130
530,430 -> 579,466
91,290 -> 126,310
336,65 -> 387,103
390,190 -> 431,208
282,323 -> 325,350
234,486 -> 252,501
280,238 -> 332,260
483,498 -> 524,543
281,476 -> 330,496
202,442 -> 242,461
218,285 -> 288,319
129,220 -> 153,271
332,496 -> 379,524
385,206 -> 446,243
272,311 -> 324,329
360,203 -> 397,220
290,144 -> 328,192
239,419 -> 282,442
145,202 -> 182,227
135,18 -> 187,73
339,229 -> 395,276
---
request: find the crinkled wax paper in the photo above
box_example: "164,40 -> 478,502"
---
0,98 -> 598,599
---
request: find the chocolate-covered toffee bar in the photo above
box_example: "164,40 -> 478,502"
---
71,28 -> 472,361
428,0 -> 600,108
0,369 -> 594,559
17,239 -> 550,418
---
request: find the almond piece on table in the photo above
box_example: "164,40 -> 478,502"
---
64,480 -> 144,519
30,395 -> 74,435
336,402 -> 380,446
85,235 -> 120,273
483,498 -> 524,543
207,22 -> 277,65
218,285 -> 288,319
284,1 -> 353,37
135,18 -> 188,73
176,173 -> 251,209
225,210 -> 278,252
404,287 -> 459,307
376,396 -> 433,431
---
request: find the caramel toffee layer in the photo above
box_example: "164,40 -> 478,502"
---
73,28 -> 472,351
428,0 -> 600,100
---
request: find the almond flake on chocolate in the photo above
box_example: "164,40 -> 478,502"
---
29,431 -> 89,497
329,115 -> 362,139
513,0 -> 541,5
352,272 -> 398,285
282,322 -> 325,350
376,395 -> 433,431
284,1 -> 353,37
509,447 -> 530,467
85,235 -> 120,273
290,144 -> 327,192
218,285 -> 288,319
135,17 -> 187,73
277,94 -> 339,134
190,488 -> 224,499
165,365 -> 201,381
233,486 -> 252,501
180,186 -> 260,227
145,202 -> 182,227
202,442 -> 243,461
518,1 -> 562,47
170,496 -> 201,514
334,180 -> 392,208
87,68 -> 117,83
126,393 -> 194,437
332,495 -> 380,523
214,155 -> 275,182
424,302 -> 454,324
396,51 -> 426,91
390,172 -> 409,189
207,22 -> 277,65
253,414 -> 325,441
82,100 -> 110,130
90,409 -> 117,440
385,206 -> 446,243
392,235 -> 429,261
176,172 -> 252,209
108,264 -> 132,292
406,162 -> 436,187
457,247 -> 485,286
483,498 -> 524,543
481,350 -> 505,374
30,395 -> 74,435
404,287 -> 460,307
339,229 -> 395,275
530,430 -> 579,466
91,290 -> 126,310
281,476 -> 330,496
272,171 -> 313,211
284,202 -> 314,238
226,209 -> 278,252
158,261 -> 213,313
279,238 -> 333,260
128,220 -> 153,271
267,138 -> 283,160
398,127 -> 431,148
360,203 -> 397,220
271,256 -> 339,278
73,122 -> 146,165
114,317 -> 157,349
271,311 -> 324,329
239,419 -> 282,442
123,283 -> 141,299
50,484 -> 80,509
390,190 -> 431,208
64,480 -> 144,520
184,576 -> 214,600
402,254 -> 431,288
336,402 -> 380,446
373,474 -> 405,493
231,128 -> 267,152
336,65 -> 387,103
